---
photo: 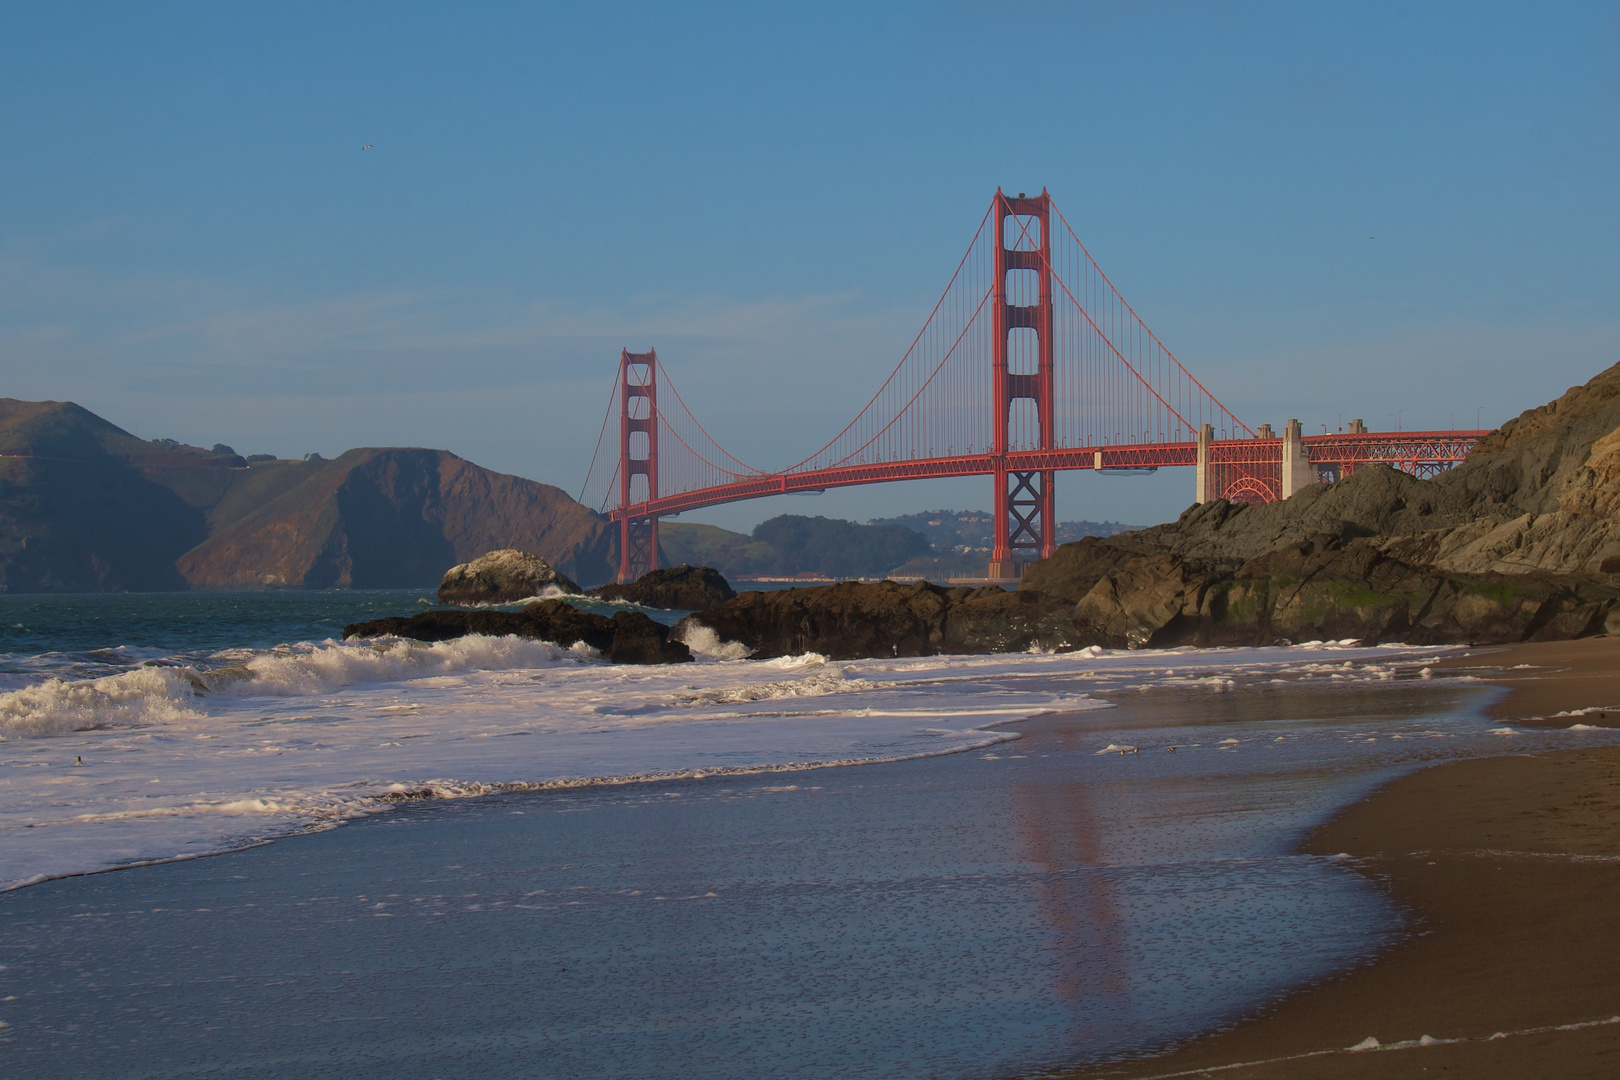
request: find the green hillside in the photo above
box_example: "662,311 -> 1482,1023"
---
660,514 -> 930,580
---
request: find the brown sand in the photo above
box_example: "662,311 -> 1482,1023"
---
1053,640 -> 1620,1079
1434,635 -> 1620,725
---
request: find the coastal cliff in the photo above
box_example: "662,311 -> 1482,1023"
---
176,448 -> 613,589
1018,359 -> 1620,648
0,399 -> 616,591
0,399 -> 235,592
681,361 -> 1620,657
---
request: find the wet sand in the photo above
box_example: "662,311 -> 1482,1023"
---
1062,639 -> 1620,1079
1436,636 -> 1620,725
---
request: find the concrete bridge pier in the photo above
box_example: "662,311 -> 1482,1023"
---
1194,423 -> 1214,504
1281,418 -> 1312,498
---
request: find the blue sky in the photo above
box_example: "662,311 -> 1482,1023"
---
3,1 -> 1618,531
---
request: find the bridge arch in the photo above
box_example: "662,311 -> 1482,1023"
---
1221,476 -> 1278,505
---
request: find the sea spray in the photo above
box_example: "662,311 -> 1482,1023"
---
209,634 -> 594,696
676,622 -> 754,661
0,664 -> 206,738
0,634 -> 600,739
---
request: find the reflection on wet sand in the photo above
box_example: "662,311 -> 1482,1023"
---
3,672 -> 1603,1079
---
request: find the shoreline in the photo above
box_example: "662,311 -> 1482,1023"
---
1055,636 -> 1620,1079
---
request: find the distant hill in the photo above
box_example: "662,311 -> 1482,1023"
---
0,399 -> 234,591
661,514 -> 930,580
658,522 -> 781,577
660,510 -> 1141,582
176,448 -> 613,589
0,398 -> 615,592
875,510 -> 1141,578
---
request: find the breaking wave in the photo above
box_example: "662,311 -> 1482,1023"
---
205,635 -> 593,696
0,634 -> 598,740
679,665 -> 870,706
676,622 -> 754,661
0,665 -> 208,738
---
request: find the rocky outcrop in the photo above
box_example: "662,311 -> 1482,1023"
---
588,565 -> 736,610
675,580 -> 1080,660
1051,537 -> 1620,650
1019,360 -> 1620,649
438,549 -> 580,604
343,599 -> 691,664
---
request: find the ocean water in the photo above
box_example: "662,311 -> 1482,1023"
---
0,591 -> 1615,1077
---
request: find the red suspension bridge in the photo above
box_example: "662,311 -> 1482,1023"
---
582,190 -> 1485,584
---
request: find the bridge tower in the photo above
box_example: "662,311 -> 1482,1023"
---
988,189 -> 1055,579
618,348 -> 660,583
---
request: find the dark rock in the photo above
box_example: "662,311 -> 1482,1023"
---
437,549 -> 581,605
1018,535 -> 1153,604
941,589 -> 1082,653
679,580 -> 953,660
343,598 -> 691,664
589,564 -> 736,610
675,579 -> 1081,660
606,610 -> 695,664
1069,552 -> 1211,649
1029,526 -> 1620,651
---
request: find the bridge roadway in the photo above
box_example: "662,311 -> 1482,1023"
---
612,430 -> 1491,522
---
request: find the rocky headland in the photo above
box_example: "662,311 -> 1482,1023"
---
1018,360 -> 1620,649
677,361 -> 1620,658
0,398 -> 618,591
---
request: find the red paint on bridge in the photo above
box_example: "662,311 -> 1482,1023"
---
582,191 -> 1484,583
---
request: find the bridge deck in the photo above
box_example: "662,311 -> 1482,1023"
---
610,431 -> 1489,522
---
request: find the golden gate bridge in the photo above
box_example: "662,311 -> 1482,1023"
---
582,190 -> 1484,583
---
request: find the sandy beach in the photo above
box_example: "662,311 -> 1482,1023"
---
1061,637 -> 1620,1079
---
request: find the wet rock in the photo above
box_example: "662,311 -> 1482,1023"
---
1071,553 -> 1209,649
604,610 -> 694,664
679,580 -> 953,660
675,579 -> 1081,660
437,549 -> 580,605
939,588 -> 1081,653
588,564 -> 736,610
1017,535 -> 1145,604
343,598 -> 691,664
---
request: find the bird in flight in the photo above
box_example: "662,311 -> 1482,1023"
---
362,144 -> 374,150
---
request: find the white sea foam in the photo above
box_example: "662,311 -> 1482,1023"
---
207,635 -> 592,696
0,665 -> 207,737
0,635 -> 594,740
679,666 -> 869,705
0,639 -> 1501,892
676,622 -> 754,661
